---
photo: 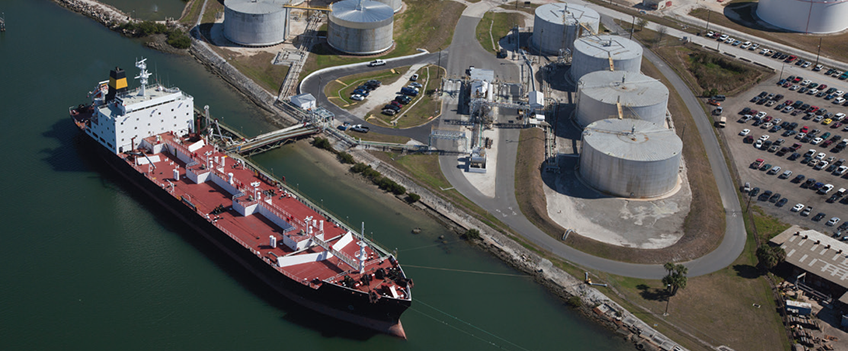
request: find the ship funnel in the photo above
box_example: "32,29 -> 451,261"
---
270,235 -> 277,248
106,67 -> 128,102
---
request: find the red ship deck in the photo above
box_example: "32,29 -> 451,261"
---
122,132 -> 410,300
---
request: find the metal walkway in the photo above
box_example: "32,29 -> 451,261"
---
227,123 -> 319,156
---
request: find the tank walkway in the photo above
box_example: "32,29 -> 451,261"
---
226,123 -> 319,156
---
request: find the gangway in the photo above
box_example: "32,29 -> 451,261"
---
228,123 -> 319,156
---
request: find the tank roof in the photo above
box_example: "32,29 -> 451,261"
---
575,35 -> 642,59
578,71 -> 668,107
535,3 -> 599,25
225,0 -> 289,14
582,119 -> 681,161
331,0 -> 394,23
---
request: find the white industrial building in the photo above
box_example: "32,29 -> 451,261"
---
223,0 -> 290,46
570,35 -> 643,82
531,3 -> 600,56
757,0 -> 848,34
579,119 -> 682,198
469,68 -> 495,101
328,0 -> 395,55
576,71 -> 669,127
290,93 -> 316,110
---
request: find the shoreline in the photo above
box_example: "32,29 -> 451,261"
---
54,0 -> 690,349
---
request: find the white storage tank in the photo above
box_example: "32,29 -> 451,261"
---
571,35 -> 642,82
328,0 -> 395,55
757,0 -> 848,34
576,71 -> 669,128
531,3 -> 600,56
224,0 -> 289,46
579,119 -> 682,198
373,0 -> 402,12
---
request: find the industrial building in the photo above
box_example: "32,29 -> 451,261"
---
575,71 -> 668,127
579,119 -> 682,198
570,35 -> 642,82
770,226 -> 848,309
531,3 -> 600,56
223,0 -> 290,46
757,0 -> 848,33
327,0 -> 395,55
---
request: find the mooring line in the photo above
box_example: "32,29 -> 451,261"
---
403,264 -> 529,277
414,299 -> 533,351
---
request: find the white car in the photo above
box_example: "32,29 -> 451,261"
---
828,217 -> 841,226
837,113 -> 847,120
814,64 -> 823,71
760,48 -> 769,55
790,85 -> 799,91
796,132 -> 807,140
761,122 -> 774,129
720,34 -> 729,41
740,129 -> 751,136
792,203 -> 805,212
768,166 -> 782,175
836,165 -> 848,175
780,170 -> 793,179
755,139 -> 764,149
759,135 -> 770,141
750,44 -> 760,51
836,90 -> 844,96
784,106 -> 795,113
801,80 -> 811,86
350,94 -> 364,101
741,41 -> 751,49
816,152 -> 826,160
834,97 -> 846,104
812,137 -> 824,145
756,111 -> 768,118
820,183 -> 834,193
802,62 -> 811,68
816,161 -> 829,170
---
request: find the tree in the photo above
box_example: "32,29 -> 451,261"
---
637,18 -> 648,31
655,26 -> 668,45
662,262 -> 688,296
756,245 -> 786,270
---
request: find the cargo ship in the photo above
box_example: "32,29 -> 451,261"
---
69,59 -> 412,338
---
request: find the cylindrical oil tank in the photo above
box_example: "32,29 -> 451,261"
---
224,0 -> 288,46
579,119 -> 682,198
328,0 -> 394,55
531,3 -> 599,56
757,0 -> 848,34
571,35 -> 642,82
576,71 -> 669,128
373,0 -> 402,12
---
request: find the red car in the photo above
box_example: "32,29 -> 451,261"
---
791,143 -> 802,151
783,81 -> 793,88
820,84 -> 828,90
793,76 -> 803,83
801,126 -> 810,133
785,100 -> 794,106
764,115 -> 774,122
832,122 -> 843,129
823,140 -> 834,147
786,55 -> 797,63
809,106 -> 820,113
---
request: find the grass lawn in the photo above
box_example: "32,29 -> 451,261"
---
475,12 -> 525,54
300,0 -> 465,81
344,131 -> 410,144
689,7 -> 848,65
367,65 -> 441,128
325,66 -> 410,107
227,52 -> 290,94
179,0 -> 204,25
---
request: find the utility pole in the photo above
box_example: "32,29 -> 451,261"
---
815,37 -> 822,67
780,63 -> 785,80
630,16 -> 635,40
705,9 -> 711,33
663,284 -> 672,316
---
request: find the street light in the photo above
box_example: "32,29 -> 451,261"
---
663,283 -> 672,316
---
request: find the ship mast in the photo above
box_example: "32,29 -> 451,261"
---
135,58 -> 151,97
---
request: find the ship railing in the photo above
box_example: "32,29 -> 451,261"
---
312,235 -> 359,270
260,201 -> 299,233
161,136 -> 193,160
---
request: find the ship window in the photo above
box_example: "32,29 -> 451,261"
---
135,127 -> 138,129
158,112 -> 161,115
171,109 -> 174,112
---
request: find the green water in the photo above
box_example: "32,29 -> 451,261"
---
0,1 -> 632,350
97,0 -> 187,21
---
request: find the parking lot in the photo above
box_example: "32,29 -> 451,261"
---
722,72 -> 848,235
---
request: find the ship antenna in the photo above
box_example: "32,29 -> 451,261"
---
135,58 -> 151,97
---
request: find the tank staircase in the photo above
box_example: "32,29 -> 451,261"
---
227,123 -> 320,156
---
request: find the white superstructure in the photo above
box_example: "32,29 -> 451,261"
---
85,59 -> 195,154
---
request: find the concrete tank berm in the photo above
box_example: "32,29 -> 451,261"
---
328,0 -> 394,55
757,0 -> 848,34
224,0 -> 289,47
576,71 -> 669,127
531,3 -> 599,56
579,119 -> 682,198
571,35 -> 642,82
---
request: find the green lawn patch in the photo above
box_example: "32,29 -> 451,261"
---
475,11 -> 525,54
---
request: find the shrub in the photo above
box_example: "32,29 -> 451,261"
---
567,296 -> 583,308
406,193 -> 421,203
463,229 -> 480,240
338,152 -> 355,164
351,162 -> 369,173
312,137 -> 332,151
122,21 -> 167,37
166,29 -> 191,49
